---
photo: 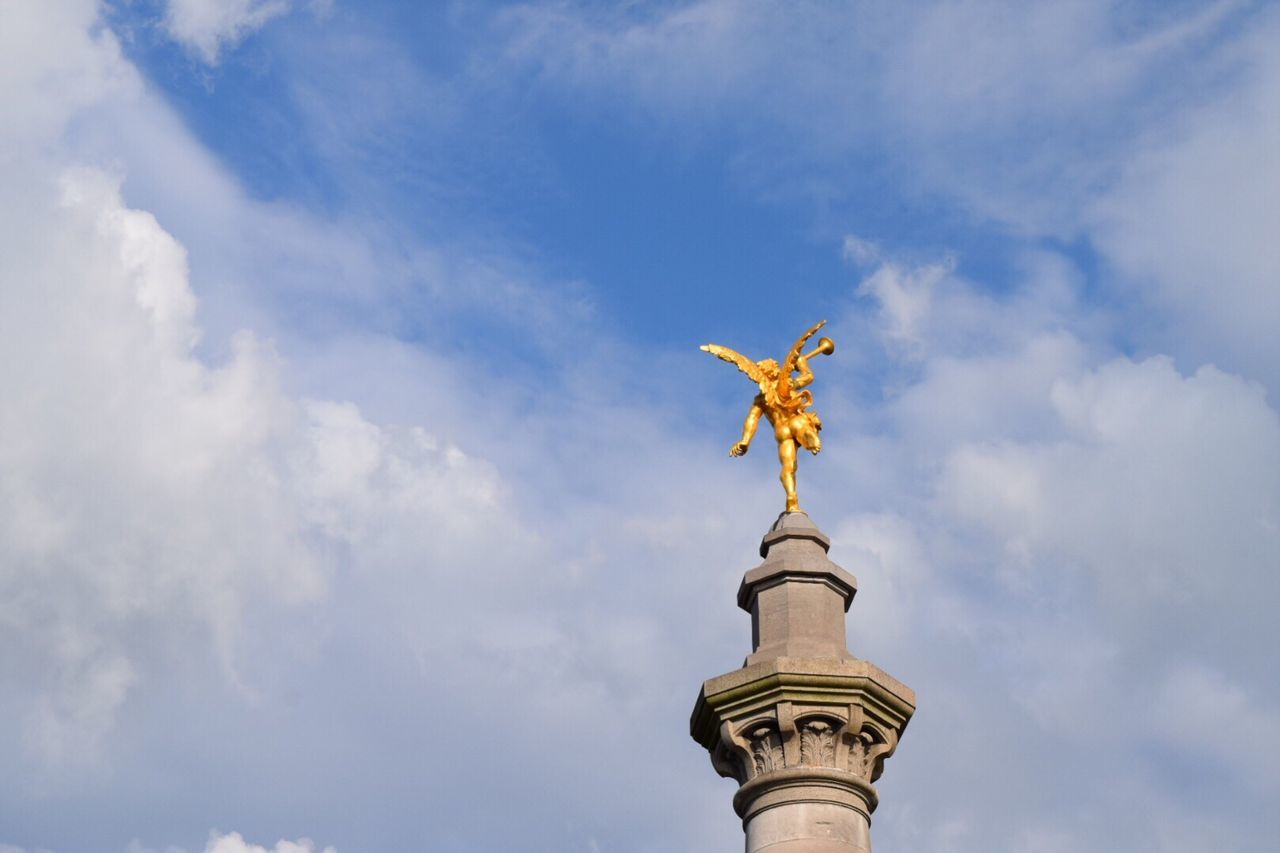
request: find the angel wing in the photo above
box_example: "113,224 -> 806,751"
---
777,319 -> 827,399
700,343 -> 767,385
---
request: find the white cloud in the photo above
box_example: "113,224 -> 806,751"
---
1090,17 -> 1280,382
0,0 -> 137,154
939,356 -> 1280,611
127,833 -> 334,853
830,512 -> 931,649
0,9 -> 753,850
0,164 -> 506,763
203,832 -> 334,853
856,257 -> 952,355
842,249 -> 1280,848
841,234 -> 880,267
1150,664 -> 1280,795
164,0 -> 291,64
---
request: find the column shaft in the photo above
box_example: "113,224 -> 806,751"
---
746,802 -> 872,853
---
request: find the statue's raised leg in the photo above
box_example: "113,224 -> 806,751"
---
790,413 -> 822,455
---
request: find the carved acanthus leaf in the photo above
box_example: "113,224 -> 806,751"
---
749,725 -> 785,776
846,724 -> 898,780
799,720 -> 836,767
847,735 -> 870,777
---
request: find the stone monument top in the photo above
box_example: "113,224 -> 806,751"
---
690,509 -> 914,853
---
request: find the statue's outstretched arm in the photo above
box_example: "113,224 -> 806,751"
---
791,354 -> 815,391
731,402 -> 764,457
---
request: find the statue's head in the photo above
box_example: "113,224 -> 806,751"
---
757,358 -> 780,380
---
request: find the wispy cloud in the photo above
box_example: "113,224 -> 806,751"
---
162,0 -> 291,64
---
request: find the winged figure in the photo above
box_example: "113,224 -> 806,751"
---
701,320 -> 835,513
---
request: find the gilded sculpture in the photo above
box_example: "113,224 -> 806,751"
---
701,320 -> 836,513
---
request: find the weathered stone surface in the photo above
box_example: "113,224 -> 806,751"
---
692,657 -> 914,791
745,795 -> 872,853
691,512 -> 915,852
739,512 -> 858,665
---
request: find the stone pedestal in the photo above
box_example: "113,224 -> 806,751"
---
691,512 -> 914,852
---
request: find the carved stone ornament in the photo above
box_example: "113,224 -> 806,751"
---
799,719 -> 837,767
844,724 -> 898,781
717,705 -> 905,787
749,725 -> 785,776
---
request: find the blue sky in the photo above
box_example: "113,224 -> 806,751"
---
2,2 -> 1278,852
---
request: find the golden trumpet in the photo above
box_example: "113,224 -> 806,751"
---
800,336 -> 836,361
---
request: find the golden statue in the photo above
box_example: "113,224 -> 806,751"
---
701,320 -> 836,513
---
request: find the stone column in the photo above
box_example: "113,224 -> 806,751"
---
691,512 -> 914,853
